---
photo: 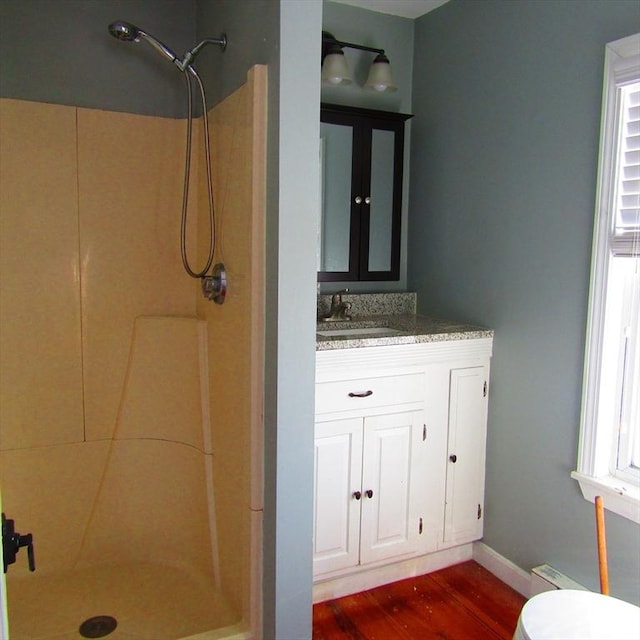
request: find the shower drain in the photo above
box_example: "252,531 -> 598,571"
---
79,615 -> 118,638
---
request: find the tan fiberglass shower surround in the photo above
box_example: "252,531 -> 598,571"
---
0,26 -> 266,640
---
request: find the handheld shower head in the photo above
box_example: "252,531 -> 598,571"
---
108,20 -> 178,65
108,20 -> 139,42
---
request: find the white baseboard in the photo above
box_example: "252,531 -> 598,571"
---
313,541 -> 531,604
313,544 -> 473,603
472,541 -> 530,597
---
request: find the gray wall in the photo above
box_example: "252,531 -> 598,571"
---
0,0 -> 195,117
196,0 -> 278,106
271,5 -> 321,637
321,0 -> 414,293
410,0 -> 640,604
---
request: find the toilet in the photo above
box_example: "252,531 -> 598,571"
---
513,589 -> 640,640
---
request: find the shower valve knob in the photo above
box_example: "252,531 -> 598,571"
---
201,263 -> 227,304
2,513 -> 35,573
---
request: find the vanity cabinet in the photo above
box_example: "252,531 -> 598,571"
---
313,373 -> 426,576
318,104 -> 412,282
314,339 -> 492,585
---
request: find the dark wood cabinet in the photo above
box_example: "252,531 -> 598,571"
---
319,103 -> 412,282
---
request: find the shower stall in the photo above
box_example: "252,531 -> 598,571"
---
0,31 -> 266,640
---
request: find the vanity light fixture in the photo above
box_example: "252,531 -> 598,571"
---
321,31 -> 397,93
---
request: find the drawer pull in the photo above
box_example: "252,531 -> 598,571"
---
348,390 -> 373,398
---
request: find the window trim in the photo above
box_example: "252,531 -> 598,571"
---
573,33 -> 640,524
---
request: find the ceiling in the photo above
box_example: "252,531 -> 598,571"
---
328,0 -> 450,19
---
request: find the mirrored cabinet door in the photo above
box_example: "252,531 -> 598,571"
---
318,103 -> 412,282
319,121 -> 354,274
368,127 -> 396,273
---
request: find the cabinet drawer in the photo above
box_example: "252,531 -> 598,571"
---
316,373 -> 423,415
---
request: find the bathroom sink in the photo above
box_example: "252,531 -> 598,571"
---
316,327 -> 405,338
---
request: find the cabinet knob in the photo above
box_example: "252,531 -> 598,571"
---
364,196 -> 371,205
449,454 -> 457,463
353,491 -> 362,500
354,196 -> 363,204
365,489 -> 374,499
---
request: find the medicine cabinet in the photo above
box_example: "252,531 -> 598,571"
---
318,103 -> 412,282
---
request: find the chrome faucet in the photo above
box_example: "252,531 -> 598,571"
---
322,289 -> 352,322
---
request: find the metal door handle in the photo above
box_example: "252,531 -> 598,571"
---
348,390 -> 373,398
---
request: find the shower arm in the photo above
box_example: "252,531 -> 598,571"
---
176,36 -> 227,72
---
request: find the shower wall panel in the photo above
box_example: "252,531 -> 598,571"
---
0,99 -> 84,450
196,65 -> 267,629
77,108 -> 197,442
0,101 -> 198,452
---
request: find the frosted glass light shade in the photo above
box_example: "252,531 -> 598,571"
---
365,54 -> 397,92
321,50 -> 353,86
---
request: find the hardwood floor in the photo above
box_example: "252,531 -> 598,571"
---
313,560 -> 526,640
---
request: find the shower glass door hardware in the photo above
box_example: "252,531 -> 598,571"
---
2,513 -> 35,573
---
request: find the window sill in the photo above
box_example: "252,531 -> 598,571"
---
571,471 -> 640,524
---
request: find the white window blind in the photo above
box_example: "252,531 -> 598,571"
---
612,81 -> 640,255
611,81 -> 640,482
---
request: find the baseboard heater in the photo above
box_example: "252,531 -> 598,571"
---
530,564 -> 589,596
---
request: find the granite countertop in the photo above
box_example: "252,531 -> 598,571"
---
316,313 -> 493,351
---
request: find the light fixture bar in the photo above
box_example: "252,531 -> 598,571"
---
321,31 -> 384,60
333,40 -> 384,56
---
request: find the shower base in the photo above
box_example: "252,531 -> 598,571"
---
6,562 -> 240,640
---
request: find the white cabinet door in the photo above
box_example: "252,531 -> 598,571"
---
443,366 -> 489,546
313,417 -> 363,575
360,410 -> 424,564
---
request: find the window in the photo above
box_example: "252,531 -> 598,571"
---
573,33 -> 640,524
